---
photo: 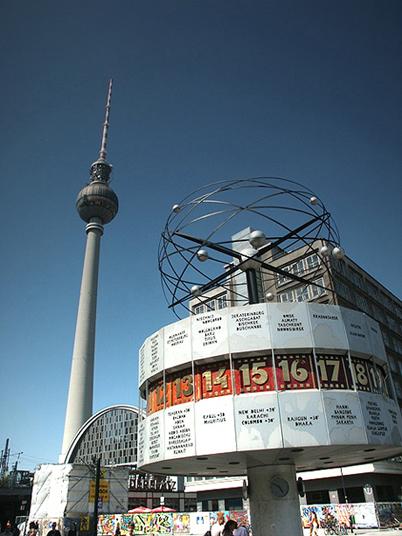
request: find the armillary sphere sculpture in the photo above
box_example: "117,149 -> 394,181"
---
158,177 -> 343,317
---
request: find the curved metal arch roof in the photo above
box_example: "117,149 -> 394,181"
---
63,404 -> 140,464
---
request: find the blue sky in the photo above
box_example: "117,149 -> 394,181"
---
0,0 -> 401,470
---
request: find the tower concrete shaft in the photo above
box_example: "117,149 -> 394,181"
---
60,80 -> 118,461
61,219 -> 103,459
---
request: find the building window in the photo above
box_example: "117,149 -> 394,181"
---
394,380 -> 402,399
389,355 -> 398,373
279,290 -> 294,302
193,304 -> 205,315
306,490 -> 330,505
291,260 -> 304,276
350,268 -> 364,289
279,280 -> 326,304
335,279 -> 351,301
343,487 -> 365,503
205,300 -> 216,311
372,304 -> 386,324
387,315 -> 398,334
217,295 -> 227,310
356,293 -> 369,313
225,497 -> 243,511
277,253 -> 320,286
376,485 -> 397,502
192,294 -> 228,315
396,339 -> 402,354
310,278 -> 325,299
306,254 -> 320,271
367,280 -> 379,300
295,286 -> 309,302
184,499 -> 197,512
382,330 -> 390,348
277,267 -> 290,286
277,254 -> 321,287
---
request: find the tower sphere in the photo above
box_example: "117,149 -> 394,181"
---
76,179 -> 119,224
197,249 -> 209,262
249,229 -> 267,249
332,246 -> 345,259
191,285 -> 202,297
320,245 -> 330,257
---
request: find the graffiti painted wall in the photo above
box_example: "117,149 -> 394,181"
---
229,511 -> 250,528
172,513 -> 190,534
97,511 -> 249,536
97,505 -> 402,535
189,513 -> 210,535
98,513 -> 173,535
300,503 -> 377,529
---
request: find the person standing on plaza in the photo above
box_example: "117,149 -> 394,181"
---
233,519 -> 249,536
309,512 -> 320,536
349,513 -> 355,533
211,512 -> 225,536
0,521 -> 14,536
68,523 -> 77,536
222,520 -> 237,536
28,522 -> 38,536
46,523 -> 61,536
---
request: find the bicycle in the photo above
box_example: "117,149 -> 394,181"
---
324,527 -> 340,535
322,521 -> 341,535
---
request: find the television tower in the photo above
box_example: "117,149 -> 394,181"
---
61,80 -> 119,460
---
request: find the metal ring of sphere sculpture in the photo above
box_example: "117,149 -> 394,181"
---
159,177 -> 343,318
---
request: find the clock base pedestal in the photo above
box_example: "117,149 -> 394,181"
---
247,464 -> 302,536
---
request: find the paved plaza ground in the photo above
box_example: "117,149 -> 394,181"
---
302,529 -> 401,535
354,530 -> 401,535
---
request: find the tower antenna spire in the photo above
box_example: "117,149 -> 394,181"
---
99,79 -> 113,161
